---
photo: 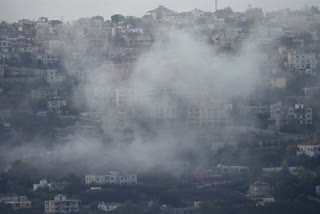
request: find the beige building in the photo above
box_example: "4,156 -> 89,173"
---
45,195 -> 80,214
4,196 -> 31,210
270,77 -> 286,88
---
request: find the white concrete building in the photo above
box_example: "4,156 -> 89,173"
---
33,179 -> 49,191
98,202 -> 120,212
46,69 -> 66,85
34,179 -> 68,191
316,186 -> 320,196
297,139 -> 320,157
226,28 -> 243,35
48,99 -> 67,112
85,171 -> 137,185
45,195 -> 80,214
37,53 -> 60,65
262,167 -> 297,175
162,12 -> 195,25
217,165 -> 249,175
249,181 -> 273,197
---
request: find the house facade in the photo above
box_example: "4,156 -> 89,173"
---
45,195 -> 80,214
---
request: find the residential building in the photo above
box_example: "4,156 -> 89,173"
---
4,196 -> 31,210
31,87 -> 58,99
0,194 -> 19,202
101,106 -> 133,135
34,179 -> 68,191
303,86 -> 320,95
37,53 -> 60,65
48,99 -> 67,112
45,195 -> 80,214
98,202 -> 120,212
193,165 -> 249,184
167,207 -> 197,214
316,186 -> 320,197
85,171 -> 137,185
217,165 -> 250,175
33,179 -> 49,191
270,102 -> 312,131
146,5 -> 176,20
46,69 -> 66,85
287,50 -> 318,74
193,168 -> 222,184
162,12 -> 195,25
270,77 -> 286,89
191,8 -> 204,19
49,181 -> 69,191
297,139 -> 320,157
186,101 -> 232,127
240,105 -> 269,114
262,167 -> 297,175
248,181 -> 274,203
211,33 -> 244,49
121,32 -> 152,47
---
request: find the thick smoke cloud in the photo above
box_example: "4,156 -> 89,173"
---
1,28 -> 264,176
133,29 -> 261,98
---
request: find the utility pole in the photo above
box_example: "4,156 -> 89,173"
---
215,0 -> 218,12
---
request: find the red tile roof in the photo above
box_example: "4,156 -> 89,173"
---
301,139 -> 320,145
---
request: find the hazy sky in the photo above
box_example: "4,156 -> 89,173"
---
0,0 -> 320,22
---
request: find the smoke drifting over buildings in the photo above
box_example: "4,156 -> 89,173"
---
0,25 -> 265,176
2,1 -> 320,213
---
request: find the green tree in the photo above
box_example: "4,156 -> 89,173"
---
64,174 -> 86,195
111,14 -> 125,24
20,52 -> 32,66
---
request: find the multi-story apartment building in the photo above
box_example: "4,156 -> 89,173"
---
37,53 -> 60,65
270,102 -> 312,131
297,139 -> 320,157
287,50 -> 318,74
46,69 -> 66,85
186,101 -> 232,127
31,87 -> 58,99
33,179 -> 68,191
85,171 -> 137,185
240,105 -> 269,114
45,195 -> 80,214
248,181 -> 275,205
0,195 -> 32,210
115,87 -> 156,107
